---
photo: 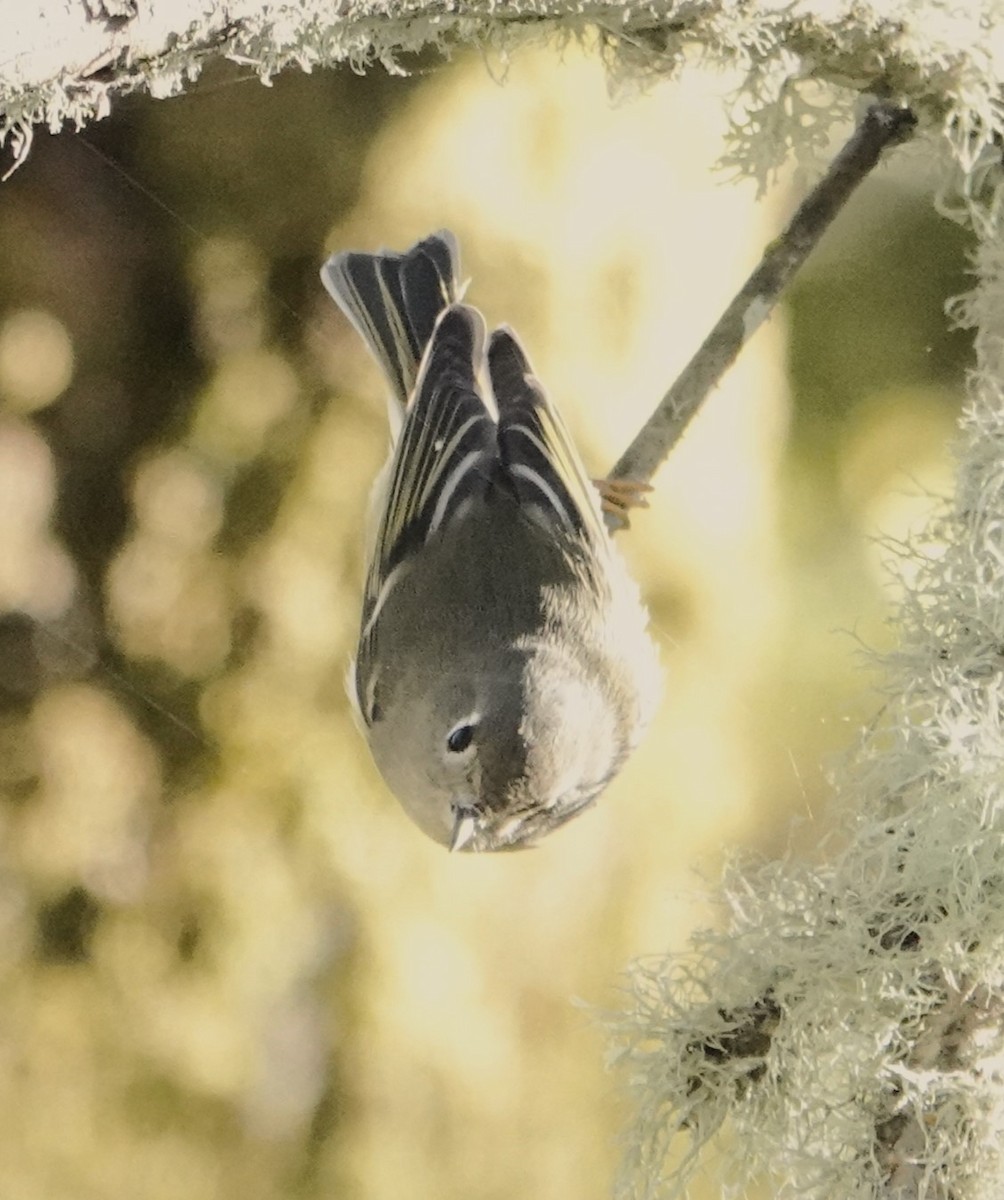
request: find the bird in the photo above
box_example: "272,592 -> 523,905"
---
320,230 -> 660,852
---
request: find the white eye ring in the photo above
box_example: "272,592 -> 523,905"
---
446,716 -> 479,754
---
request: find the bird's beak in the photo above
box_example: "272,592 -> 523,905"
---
449,808 -> 478,853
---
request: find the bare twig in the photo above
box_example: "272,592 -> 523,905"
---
608,100 -> 917,497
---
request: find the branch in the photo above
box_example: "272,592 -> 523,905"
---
0,0 -> 993,187
607,100 -> 917,488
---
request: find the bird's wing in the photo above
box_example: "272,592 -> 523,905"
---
488,326 -> 609,558
355,303 -> 497,717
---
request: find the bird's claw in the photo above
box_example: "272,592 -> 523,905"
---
593,477 -> 653,529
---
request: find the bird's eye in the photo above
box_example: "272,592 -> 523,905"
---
446,722 -> 476,754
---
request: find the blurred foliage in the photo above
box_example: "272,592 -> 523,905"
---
0,44 -> 972,1200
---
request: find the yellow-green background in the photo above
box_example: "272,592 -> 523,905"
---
0,43 -> 971,1200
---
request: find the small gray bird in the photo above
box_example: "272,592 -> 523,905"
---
321,231 -> 660,852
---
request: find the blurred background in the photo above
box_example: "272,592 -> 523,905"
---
0,40 -> 973,1200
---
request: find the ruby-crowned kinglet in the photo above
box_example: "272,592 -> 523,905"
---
321,231 -> 660,851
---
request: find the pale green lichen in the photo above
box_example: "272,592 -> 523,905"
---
4,1 -> 1004,198
607,14 -> 1004,1188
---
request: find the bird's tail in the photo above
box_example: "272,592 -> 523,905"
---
321,230 -> 460,409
